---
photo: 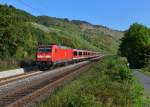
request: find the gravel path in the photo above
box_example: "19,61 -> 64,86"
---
133,70 -> 150,96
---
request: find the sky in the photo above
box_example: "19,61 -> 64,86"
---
0,0 -> 150,30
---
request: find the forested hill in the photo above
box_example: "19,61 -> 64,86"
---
0,4 -> 123,70
37,16 -> 123,40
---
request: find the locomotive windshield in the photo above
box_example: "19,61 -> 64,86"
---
38,45 -> 51,53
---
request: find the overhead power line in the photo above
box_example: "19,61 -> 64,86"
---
16,0 -> 45,15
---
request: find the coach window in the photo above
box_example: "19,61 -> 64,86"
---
79,52 -> 82,56
74,51 -> 77,56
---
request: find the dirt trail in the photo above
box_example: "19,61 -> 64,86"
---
133,70 -> 150,96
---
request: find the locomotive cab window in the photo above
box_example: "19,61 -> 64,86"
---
38,46 -> 51,53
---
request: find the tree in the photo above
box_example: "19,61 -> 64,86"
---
119,23 -> 150,68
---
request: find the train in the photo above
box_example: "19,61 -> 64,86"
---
36,44 -> 100,70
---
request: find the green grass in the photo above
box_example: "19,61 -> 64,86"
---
36,56 -> 150,107
132,77 -> 150,107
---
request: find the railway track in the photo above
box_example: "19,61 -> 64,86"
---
0,71 -> 42,86
0,56 -> 103,107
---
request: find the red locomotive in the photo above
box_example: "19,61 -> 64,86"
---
36,44 -> 99,70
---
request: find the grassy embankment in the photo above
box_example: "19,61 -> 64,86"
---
37,56 -> 150,107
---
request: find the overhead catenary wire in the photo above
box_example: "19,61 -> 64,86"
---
16,0 -> 45,15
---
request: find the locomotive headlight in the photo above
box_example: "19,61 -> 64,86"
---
45,56 -> 51,58
37,55 -> 43,58
37,55 -> 51,58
